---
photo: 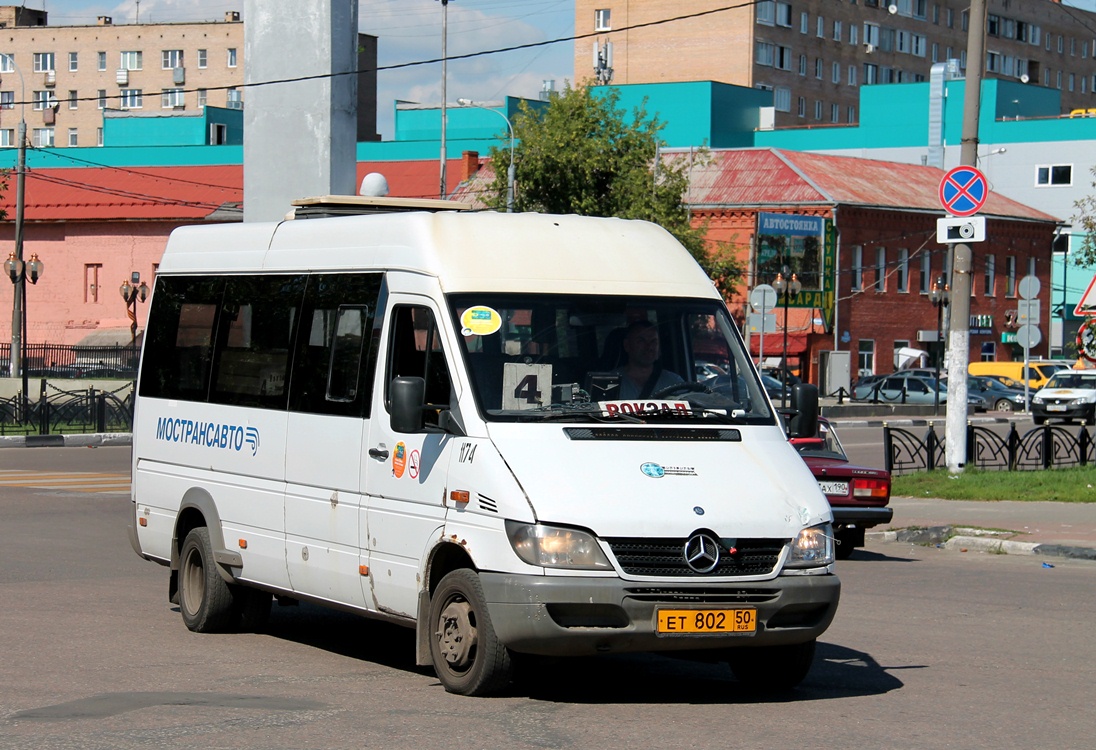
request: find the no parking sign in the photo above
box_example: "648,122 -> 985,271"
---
939,166 -> 988,217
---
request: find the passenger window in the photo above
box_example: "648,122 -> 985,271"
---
139,276 -> 223,401
288,273 -> 382,417
387,305 -> 451,428
209,276 -> 305,409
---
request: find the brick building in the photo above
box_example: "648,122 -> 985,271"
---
0,6 -> 378,149
574,0 -> 1096,128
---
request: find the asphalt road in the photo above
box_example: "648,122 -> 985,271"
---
1,445 -> 1094,749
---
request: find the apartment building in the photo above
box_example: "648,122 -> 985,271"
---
576,0 -> 1096,128
0,6 -> 378,149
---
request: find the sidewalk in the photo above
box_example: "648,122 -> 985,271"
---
872,496 -> 1096,561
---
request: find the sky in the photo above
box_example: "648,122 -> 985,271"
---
26,0 -> 577,139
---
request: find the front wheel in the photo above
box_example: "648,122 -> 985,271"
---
994,399 -> 1015,413
179,527 -> 236,633
726,639 -> 816,691
428,569 -> 513,696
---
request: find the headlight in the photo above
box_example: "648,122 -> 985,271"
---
1033,396 -> 1044,404
505,521 -> 612,570
785,523 -> 835,568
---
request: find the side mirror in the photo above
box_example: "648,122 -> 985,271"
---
787,383 -> 819,439
390,376 -> 426,433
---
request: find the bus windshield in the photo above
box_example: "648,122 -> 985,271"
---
447,293 -> 775,424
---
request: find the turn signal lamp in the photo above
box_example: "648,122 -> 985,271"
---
853,477 -> 890,501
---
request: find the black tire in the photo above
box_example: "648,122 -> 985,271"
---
726,639 -> 816,691
994,399 -> 1014,413
428,569 -> 513,696
834,538 -> 856,560
178,527 -> 237,633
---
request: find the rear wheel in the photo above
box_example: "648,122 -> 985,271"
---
179,527 -> 236,633
726,639 -> 816,691
994,399 -> 1015,412
428,569 -> 513,696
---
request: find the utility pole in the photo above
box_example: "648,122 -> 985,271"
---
945,0 -> 987,473
439,0 -> 449,200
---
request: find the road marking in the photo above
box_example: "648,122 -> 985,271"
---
0,471 -> 131,494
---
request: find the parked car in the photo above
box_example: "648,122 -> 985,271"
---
968,375 -> 1028,412
852,374 -> 947,404
1031,369 -> 1096,425
790,418 -> 892,559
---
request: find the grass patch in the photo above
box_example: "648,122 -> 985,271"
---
892,465 -> 1096,503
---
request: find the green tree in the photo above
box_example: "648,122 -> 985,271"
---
1073,164 -> 1096,266
483,83 -> 744,297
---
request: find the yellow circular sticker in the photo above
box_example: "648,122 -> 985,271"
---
460,306 -> 502,336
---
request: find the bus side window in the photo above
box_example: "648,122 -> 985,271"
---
288,273 -> 383,417
138,276 -> 223,401
387,305 -> 451,428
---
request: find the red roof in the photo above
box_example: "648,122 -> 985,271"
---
0,158 -> 478,222
681,148 -> 1058,222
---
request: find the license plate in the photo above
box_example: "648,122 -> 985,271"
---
656,608 -> 756,635
1047,405 -> 1067,412
818,480 -> 849,496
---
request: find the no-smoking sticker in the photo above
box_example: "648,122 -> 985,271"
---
408,449 -> 420,480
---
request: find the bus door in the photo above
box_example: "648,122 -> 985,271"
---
283,274 -> 382,608
365,300 -> 457,618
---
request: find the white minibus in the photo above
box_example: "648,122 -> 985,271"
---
129,203 -> 839,696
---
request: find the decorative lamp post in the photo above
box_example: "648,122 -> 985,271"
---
928,275 -> 950,416
6,251 -> 43,420
456,98 -> 515,211
119,272 -> 150,371
772,266 -> 801,408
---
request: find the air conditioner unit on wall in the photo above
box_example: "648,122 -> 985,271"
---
864,43 -> 875,54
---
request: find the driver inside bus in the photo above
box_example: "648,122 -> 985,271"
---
613,320 -> 683,399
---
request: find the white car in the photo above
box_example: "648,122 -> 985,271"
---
1031,370 -> 1096,425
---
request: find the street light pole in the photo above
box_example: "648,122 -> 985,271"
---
5,251 -> 42,421
6,54 -> 25,382
456,98 -> 515,211
772,265 -> 801,408
929,275 -> 950,416
119,273 -> 150,370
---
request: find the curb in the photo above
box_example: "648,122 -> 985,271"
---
868,525 -> 1096,562
0,433 -> 132,449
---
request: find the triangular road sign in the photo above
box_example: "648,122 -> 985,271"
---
1075,274 -> 1096,317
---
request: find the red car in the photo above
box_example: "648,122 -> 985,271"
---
790,418 -> 892,559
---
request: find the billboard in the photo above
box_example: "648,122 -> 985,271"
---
754,212 -> 835,322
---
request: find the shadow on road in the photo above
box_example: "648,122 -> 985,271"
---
257,604 -> 909,703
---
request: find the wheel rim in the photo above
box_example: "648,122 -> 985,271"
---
435,596 -> 477,673
181,545 -> 205,617
996,400 -> 1013,412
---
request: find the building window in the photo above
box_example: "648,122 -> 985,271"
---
756,1 -> 774,25
799,54 -> 807,76
848,65 -> 857,85
0,128 -> 13,146
0,91 -> 13,110
198,49 -> 208,68
833,20 -> 842,41
97,89 -> 107,110
756,41 -> 775,67
832,61 -> 841,83
831,102 -> 840,122
32,90 -> 58,110
162,49 -> 184,69
1006,256 -> 1017,297
848,105 -> 856,122
162,88 -> 185,108
595,8 -> 611,31
850,25 -> 858,45
774,86 -> 791,112
775,2 -> 792,27
985,254 -> 995,296
120,51 -> 142,70
68,128 -> 78,147
852,246 -> 863,290
119,88 -> 143,109
864,63 -> 879,85
227,48 -> 238,67
815,57 -> 823,79
97,51 -> 106,71
68,51 -> 78,72
981,342 -> 996,362
775,46 -> 792,71
875,247 -> 886,292
197,88 -> 208,107
33,52 -> 55,72
1036,164 -> 1072,186
85,264 -> 102,303
858,340 -> 875,377
67,90 -> 77,109
817,16 -> 825,38
797,96 -> 805,118
226,88 -> 242,109
96,127 -> 103,146
800,11 -> 808,34
32,127 -> 54,147
920,251 -> 931,293
0,54 -> 13,73
814,100 -> 823,120
897,248 -> 909,292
